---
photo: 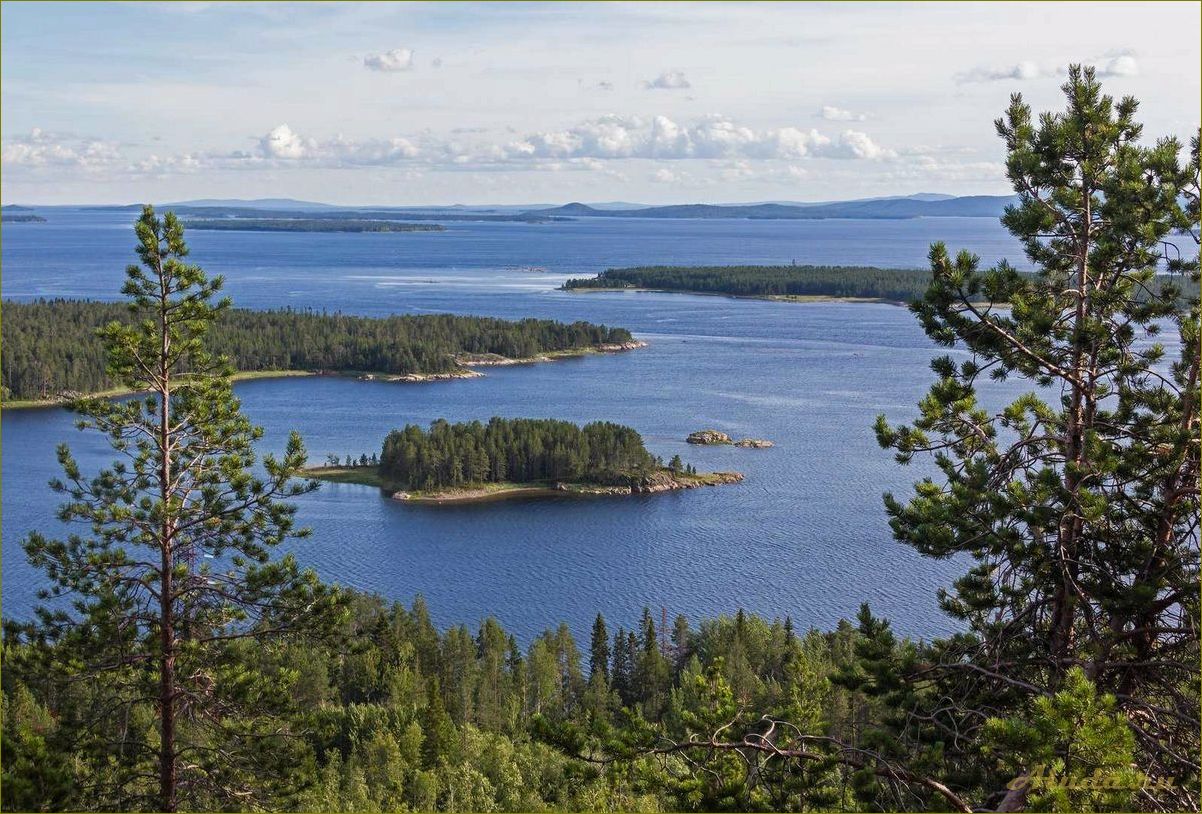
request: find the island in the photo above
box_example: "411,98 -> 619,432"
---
1,301 -> 643,407
308,417 -> 743,504
564,264 -> 933,303
1,214 -> 47,223
183,218 -> 445,233
687,429 -> 773,448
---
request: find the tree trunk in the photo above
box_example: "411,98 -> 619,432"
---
157,258 -> 178,813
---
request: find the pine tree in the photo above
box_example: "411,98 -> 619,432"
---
589,613 -> 610,683
15,207 -> 346,811
874,66 -> 1199,807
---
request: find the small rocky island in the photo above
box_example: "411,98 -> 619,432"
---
687,429 -> 774,448
308,417 -> 742,504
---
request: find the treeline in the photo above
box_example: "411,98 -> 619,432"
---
380,417 -> 658,489
564,263 -> 1201,303
184,219 -> 445,233
1,300 -> 633,401
1,591 -> 886,812
564,264 -> 934,300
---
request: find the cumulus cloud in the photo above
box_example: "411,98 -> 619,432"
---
643,70 -> 691,90
818,105 -> 868,122
501,114 -> 895,162
957,51 -> 1139,83
364,47 -> 414,72
1,128 -> 121,169
4,114 -> 899,180
1098,52 -> 1139,77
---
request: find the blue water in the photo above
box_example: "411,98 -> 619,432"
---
2,209 -> 1033,641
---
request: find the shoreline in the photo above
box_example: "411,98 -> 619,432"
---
305,466 -> 743,505
1,342 -> 647,410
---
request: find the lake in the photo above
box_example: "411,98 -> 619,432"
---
2,209 -> 1033,642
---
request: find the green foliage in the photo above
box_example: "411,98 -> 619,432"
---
983,667 -> 1144,812
1,299 -> 634,401
3,594 -> 873,812
378,417 -> 659,490
11,206 -> 348,811
872,66 -> 1200,809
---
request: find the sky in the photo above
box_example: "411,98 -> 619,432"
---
1,1 -> 1199,206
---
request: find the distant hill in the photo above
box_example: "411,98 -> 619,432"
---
534,195 -> 1016,220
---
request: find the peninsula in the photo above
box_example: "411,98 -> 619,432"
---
308,417 -> 743,504
563,264 -> 932,303
1,301 -> 642,407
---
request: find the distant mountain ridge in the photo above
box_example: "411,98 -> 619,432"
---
533,195 -> 1016,220
6,193 -> 1016,221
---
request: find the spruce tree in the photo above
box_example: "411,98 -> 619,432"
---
15,206 -> 346,811
873,66 -> 1199,807
589,613 -> 610,683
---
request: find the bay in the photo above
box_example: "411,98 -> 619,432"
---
2,209 -> 1031,641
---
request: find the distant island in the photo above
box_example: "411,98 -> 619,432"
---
564,264 -> 934,303
1,214 -> 46,223
161,205 -> 560,223
2,301 -> 641,406
184,218 -> 445,233
564,264 -> 1199,306
308,417 -> 742,504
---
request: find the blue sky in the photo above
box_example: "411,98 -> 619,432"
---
2,1 -> 1198,205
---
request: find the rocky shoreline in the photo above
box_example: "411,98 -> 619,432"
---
359,341 -> 648,384
388,468 -> 742,505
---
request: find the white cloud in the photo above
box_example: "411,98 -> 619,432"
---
957,52 -> 1140,84
501,114 -> 895,162
0,128 -> 121,169
643,70 -> 691,90
651,167 -> 683,183
1098,52 -> 1139,77
818,105 -> 868,122
364,47 -> 414,72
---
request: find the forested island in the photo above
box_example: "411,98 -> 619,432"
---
1,300 -> 639,404
309,417 -> 742,503
564,263 -> 1201,304
184,218 -> 446,233
564,264 -> 934,302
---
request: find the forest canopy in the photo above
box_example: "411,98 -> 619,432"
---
1,299 -> 634,401
378,417 -> 660,490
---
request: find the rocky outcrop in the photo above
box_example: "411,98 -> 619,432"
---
557,469 -> 743,496
687,429 -> 733,445
593,340 -> 648,352
383,370 -> 484,383
734,438 -> 774,448
455,341 -> 648,368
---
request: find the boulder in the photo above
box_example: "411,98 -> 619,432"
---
687,429 -> 733,445
734,438 -> 774,448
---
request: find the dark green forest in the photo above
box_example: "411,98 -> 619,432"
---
0,300 -> 633,401
564,265 -> 943,300
1,592 -> 909,812
379,418 -> 659,490
564,263 -> 1200,303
